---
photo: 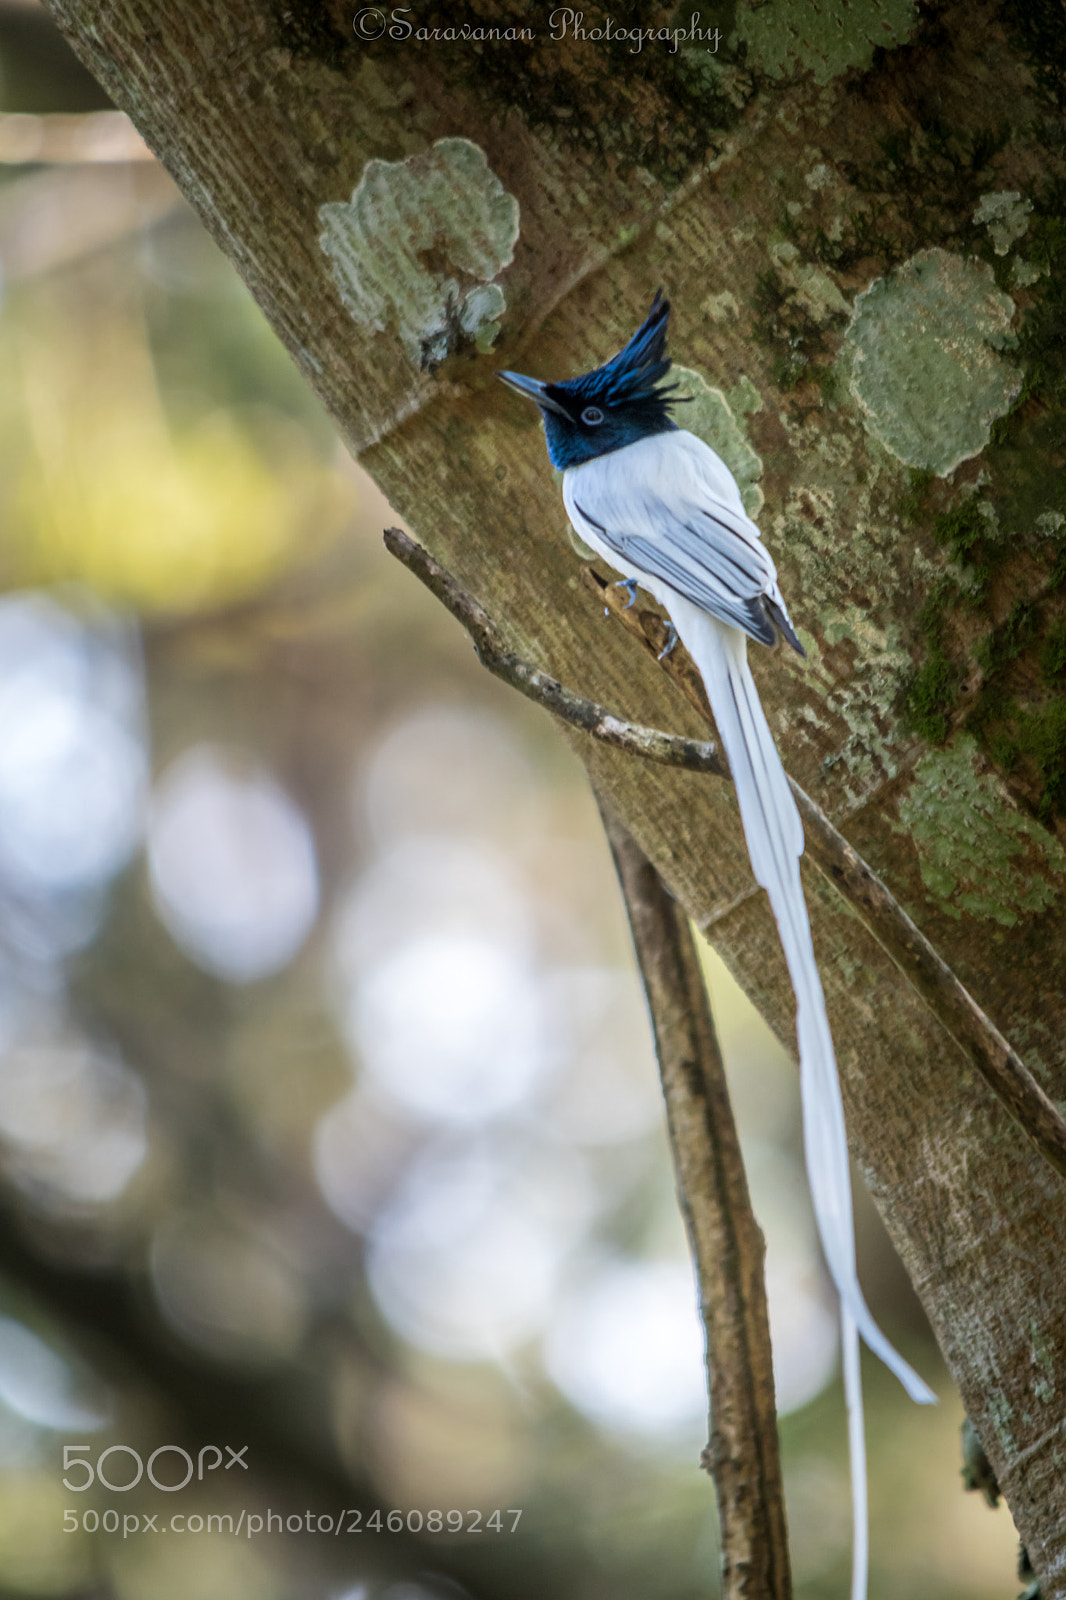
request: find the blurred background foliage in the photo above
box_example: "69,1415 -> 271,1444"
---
0,5 -> 1022,1598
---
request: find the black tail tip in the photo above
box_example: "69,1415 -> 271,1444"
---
765,598 -> 806,658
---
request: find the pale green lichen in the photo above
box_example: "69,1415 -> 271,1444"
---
766,429 -> 913,802
897,736 -> 1066,924
805,162 -> 837,193
1030,1322 -> 1057,1404
770,240 -> 851,325
1012,258 -> 1044,289
986,1390 -> 1016,1455
727,375 -> 764,418
700,289 -> 741,324
731,0 -> 917,86
318,137 -> 519,368
973,190 -> 1032,256
840,248 -> 1022,476
672,365 -> 765,516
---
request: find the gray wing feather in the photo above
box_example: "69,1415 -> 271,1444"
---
574,492 -> 780,646
618,534 -> 777,644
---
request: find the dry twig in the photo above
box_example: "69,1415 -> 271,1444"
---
602,805 -> 791,1600
384,528 -> 722,772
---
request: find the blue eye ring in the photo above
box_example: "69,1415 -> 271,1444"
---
581,406 -> 604,426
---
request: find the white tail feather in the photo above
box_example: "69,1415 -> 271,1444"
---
669,599 -> 936,1600
843,1310 -> 868,1600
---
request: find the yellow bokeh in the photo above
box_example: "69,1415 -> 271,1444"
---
3,308 -> 352,613
0,1473 -> 91,1594
109,1518 -> 284,1600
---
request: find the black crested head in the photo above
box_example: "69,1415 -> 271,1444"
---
497,289 -> 685,470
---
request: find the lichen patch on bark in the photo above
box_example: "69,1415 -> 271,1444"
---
731,0 -> 918,86
897,735 -> 1066,924
840,248 -> 1022,476
973,190 -> 1033,256
318,136 -> 519,369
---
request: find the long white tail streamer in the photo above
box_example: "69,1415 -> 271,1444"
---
667,597 -> 937,1600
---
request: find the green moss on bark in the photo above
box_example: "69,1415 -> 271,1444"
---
887,174 -> 1066,818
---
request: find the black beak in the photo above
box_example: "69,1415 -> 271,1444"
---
496,370 -> 571,418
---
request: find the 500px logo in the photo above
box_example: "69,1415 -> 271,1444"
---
62,1444 -> 249,1493
353,8 -> 535,42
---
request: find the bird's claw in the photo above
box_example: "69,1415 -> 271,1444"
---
614,578 -> 639,610
657,623 -> 678,661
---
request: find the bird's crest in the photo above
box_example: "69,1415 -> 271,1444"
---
561,288 -> 681,409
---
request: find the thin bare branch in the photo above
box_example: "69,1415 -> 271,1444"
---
601,801 -> 791,1600
384,527 -> 724,773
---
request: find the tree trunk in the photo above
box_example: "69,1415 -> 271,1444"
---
43,1 -> 1066,1587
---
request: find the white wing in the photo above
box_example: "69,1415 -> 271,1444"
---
563,429 -> 803,652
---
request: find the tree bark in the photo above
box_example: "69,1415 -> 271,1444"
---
42,2 -> 1066,1588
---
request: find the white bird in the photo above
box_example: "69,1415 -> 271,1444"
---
499,290 -> 936,1600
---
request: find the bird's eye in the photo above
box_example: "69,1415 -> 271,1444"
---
581,406 -> 604,426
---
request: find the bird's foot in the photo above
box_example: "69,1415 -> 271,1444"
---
614,578 -> 639,610
657,623 -> 678,661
